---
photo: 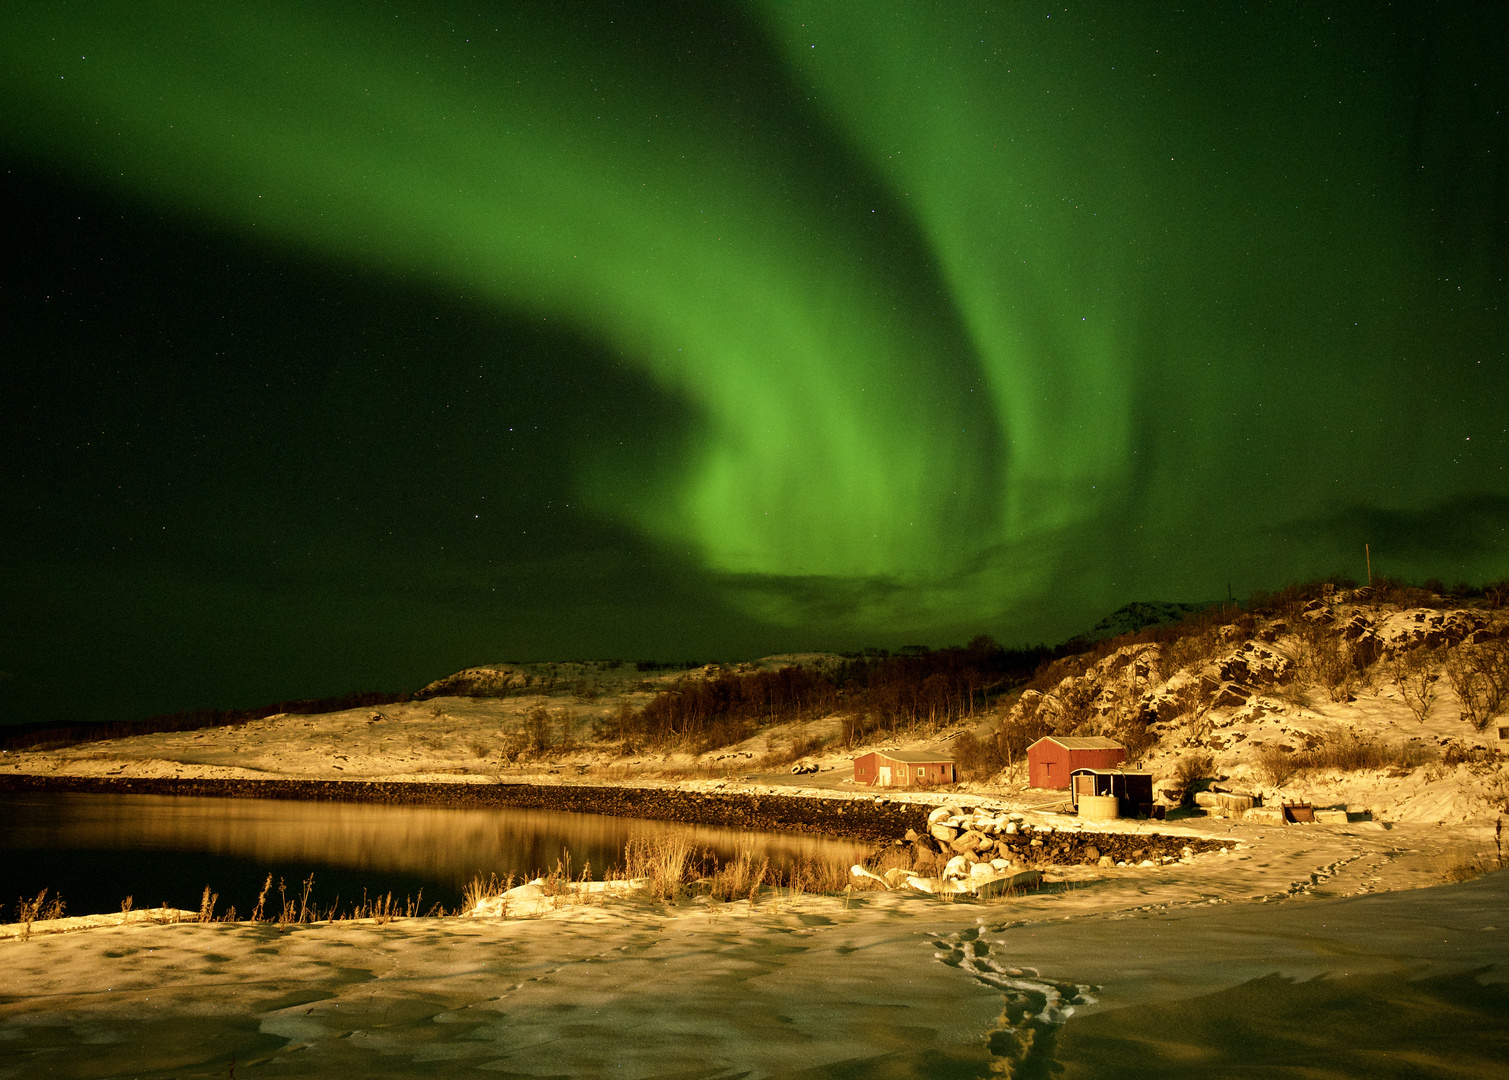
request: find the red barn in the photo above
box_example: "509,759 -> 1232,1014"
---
1026,736 -> 1126,789
852,749 -> 956,788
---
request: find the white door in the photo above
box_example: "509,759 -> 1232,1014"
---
878,766 -> 892,787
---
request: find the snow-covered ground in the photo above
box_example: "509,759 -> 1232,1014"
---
3,847 -> 1505,1077
4,605 -> 1508,1073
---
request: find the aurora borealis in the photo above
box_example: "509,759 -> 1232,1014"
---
2,3 -> 1506,724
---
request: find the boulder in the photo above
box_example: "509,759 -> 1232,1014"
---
971,870 -> 1044,898
1216,792 -> 1254,812
927,805 -> 958,826
1313,809 -> 1349,824
1243,805 -> 1286,825
849,864 -> 890,888
1210,682 -> 1251,709
930,824 -> 959,843
1376,609 -> 1489,651
1214,642 -> 1294,687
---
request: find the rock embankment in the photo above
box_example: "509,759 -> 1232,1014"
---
0,774 -> 926,843
908,803 -> 1231,868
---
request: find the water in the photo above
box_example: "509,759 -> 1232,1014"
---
0,791 -> 869,919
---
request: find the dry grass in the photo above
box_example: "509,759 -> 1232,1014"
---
1160,627 -> 1224,678
1256,744 -> 1300,786
462,872 -> 515,913
758,733 -> 827,769
623,832 -> 695,903
703,849 -> 770,902
9,889 -> 66,939
1436,823 -> 1506,884
1258,732 -> 1438,785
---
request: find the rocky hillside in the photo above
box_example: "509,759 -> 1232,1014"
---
983,589 -> 1509,824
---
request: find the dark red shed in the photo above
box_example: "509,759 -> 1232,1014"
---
1026,736 -> 1127,789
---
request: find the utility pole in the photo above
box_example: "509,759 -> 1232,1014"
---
1366,543 -> 1372,586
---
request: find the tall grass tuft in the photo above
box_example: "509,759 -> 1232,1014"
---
623,833 -> 695,903
704,849 -> 770,902
12,889 -> 66,940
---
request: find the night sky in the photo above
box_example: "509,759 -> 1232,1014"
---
3,3 -> 1506,726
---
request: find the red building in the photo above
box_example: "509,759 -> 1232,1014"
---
1026,736 -> 1126,789
852,749 -> 957,788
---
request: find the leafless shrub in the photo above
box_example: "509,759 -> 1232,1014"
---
953,732 -> 1000,781
1443,641 -> 1509,730
197,886 -> 219,922
1391,647 -> 1441,722
1166,680 -> 1216,744
523,705 -> 553,754
1174,751 -> 1214,785
1442,739 -> 1499,771
1293,621 -> 1362,702
1256,745 -> 1300,786
1108,713 -> 1158,765
1166,751 -> 1215,804
1046,679 -> 1098,735
1159,627 -> 1223,677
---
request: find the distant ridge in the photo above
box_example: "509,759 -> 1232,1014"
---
1067,600 -> 1219,646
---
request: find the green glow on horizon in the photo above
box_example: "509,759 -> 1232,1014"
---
3,3 -> 1504,637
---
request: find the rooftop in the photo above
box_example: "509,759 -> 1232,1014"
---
1034,736 -> 1125,750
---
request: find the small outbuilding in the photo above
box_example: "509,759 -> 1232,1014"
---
1069,768 -> 1154,818
852,749 -> 957,788
1026,735 -> 1127,789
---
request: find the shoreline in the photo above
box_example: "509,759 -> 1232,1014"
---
0,772 -> 930,844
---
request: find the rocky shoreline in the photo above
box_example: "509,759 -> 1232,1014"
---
0,773 -> 1235,864
0,773 -> 926,844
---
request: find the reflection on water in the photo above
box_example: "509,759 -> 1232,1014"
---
0,792 -> 868,917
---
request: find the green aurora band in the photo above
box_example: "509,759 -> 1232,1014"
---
3,2 -> 1505,639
